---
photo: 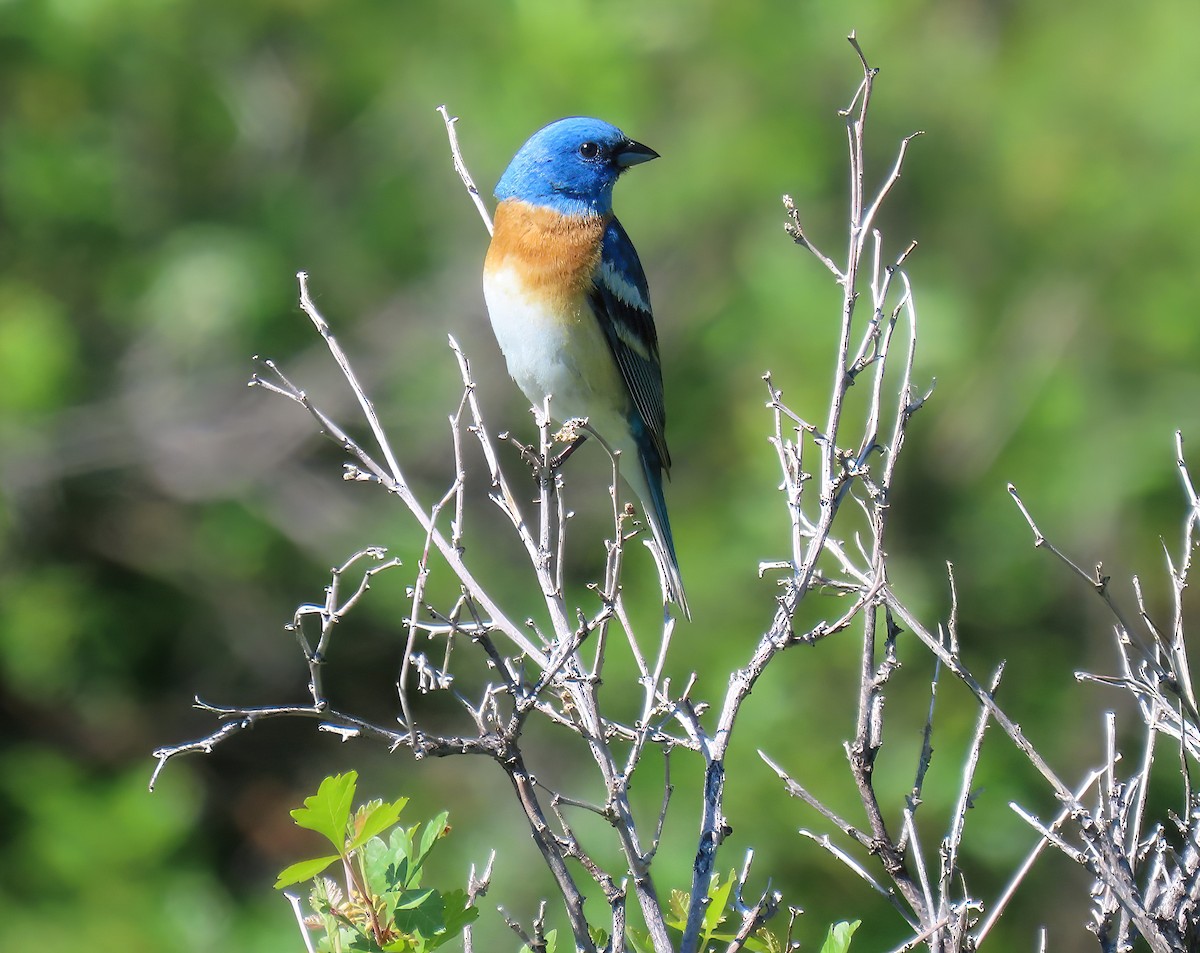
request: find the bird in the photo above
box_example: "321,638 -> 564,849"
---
482,117 -> 690,620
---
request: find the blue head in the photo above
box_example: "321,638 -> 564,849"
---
494,117 -> 658,216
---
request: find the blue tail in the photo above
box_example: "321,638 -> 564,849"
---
636,441 -> 691,620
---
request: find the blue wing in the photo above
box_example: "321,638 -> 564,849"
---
588,218 -> 689,618
588,218 -> 671,471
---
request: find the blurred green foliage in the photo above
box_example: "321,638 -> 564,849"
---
2,1 -> 1198,950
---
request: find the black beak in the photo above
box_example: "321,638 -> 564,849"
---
615,137 -> 659,168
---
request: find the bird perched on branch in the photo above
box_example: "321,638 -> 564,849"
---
482,117 -> 689,619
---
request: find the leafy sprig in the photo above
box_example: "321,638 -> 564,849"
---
277,772 -> 477,952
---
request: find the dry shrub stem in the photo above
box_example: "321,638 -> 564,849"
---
151,35 -> 1200,953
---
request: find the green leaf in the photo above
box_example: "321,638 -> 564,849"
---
436,889 -> 478,934
702,870 -> 736,936
625,928 -> 654,953
347,796 -> 408,853
389,824 -> 418,889
391,823 -> 417,857
421,889 -> 478,951
394,887 -> 437,911
392,888 -> 444,939
666,888 -> 689,928
818,919 -> 861,953
291,772 -> 359,848
398,812 -> 448,891
416,811 -> 450,864
275,852 -> 343,889
345,931 -> 383,951
361,836 -> 398,897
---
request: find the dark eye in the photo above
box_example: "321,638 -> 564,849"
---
578,141 -> 600,160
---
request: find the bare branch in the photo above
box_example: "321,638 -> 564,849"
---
438,105 -> 493,235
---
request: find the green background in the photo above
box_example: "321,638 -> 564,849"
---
2,1 -> 1197,950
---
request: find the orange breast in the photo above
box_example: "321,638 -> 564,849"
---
485,201 -> 607,312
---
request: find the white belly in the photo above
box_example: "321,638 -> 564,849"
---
482,265 -> 627,438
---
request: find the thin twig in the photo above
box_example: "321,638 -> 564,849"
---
438,105 -> 493,234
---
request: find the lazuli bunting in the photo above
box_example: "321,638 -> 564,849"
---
482,117 -> 689,620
